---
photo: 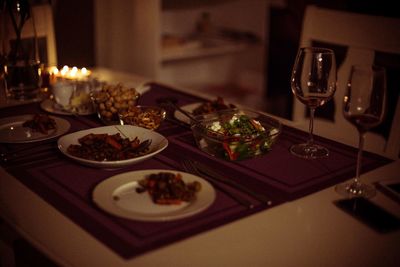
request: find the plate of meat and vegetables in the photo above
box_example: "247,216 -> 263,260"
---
57,125 -> 168,168
92,169 -> 215,221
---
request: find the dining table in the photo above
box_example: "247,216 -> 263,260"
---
0,67 -> 399,267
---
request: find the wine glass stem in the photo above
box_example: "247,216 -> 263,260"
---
307,107 -> 315,145
355,131 -> 366,183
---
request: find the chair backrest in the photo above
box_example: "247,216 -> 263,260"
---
292,5 -> 400,159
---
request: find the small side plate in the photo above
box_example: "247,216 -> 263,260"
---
0,114 -> 70,143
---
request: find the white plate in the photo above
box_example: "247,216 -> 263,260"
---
0,114 -> 71,143
92,169 -> 216,221
174,102 -> 202,124
57,125 -> 168,168
40,99 -> 95,116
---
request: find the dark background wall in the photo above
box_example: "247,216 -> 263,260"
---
53,0 -> 95,67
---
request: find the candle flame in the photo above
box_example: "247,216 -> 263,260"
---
48,65 -> 90,80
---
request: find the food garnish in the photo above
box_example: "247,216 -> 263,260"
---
22,114 -> 57,134
67,133 -> 151,161
136,172 -> 201,205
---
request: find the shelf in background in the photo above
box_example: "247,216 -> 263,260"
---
161,39 -> 251,63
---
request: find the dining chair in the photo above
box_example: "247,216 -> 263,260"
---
292,5 -> 400,159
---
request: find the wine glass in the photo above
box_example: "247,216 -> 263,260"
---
335,65 -> 387,198
290,47 -> 337,159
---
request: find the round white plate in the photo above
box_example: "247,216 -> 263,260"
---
0,114 -> 71,143
57,125 -> 168,168
40,98 -> 95,116
92,169 -> 216,221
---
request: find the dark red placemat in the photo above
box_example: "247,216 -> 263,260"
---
0,83 -> 391,258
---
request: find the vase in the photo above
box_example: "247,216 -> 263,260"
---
1,1 -> 42,100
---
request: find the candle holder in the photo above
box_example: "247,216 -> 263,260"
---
48,65 -> 95,114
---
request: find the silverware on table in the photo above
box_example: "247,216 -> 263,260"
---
1,145 -> 57,165
157,98 -> 199,123
1,151 -> 60,168
0,145 -> 56,162
0,139 -> 56,158
181,159 -> 254,209
190,160 -> 272,206
165,117 -> 191,129
164,102 -> 199,123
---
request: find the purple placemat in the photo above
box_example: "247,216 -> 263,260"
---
0,83 -> 391,258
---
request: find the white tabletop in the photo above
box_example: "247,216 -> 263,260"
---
1,68 -> 399,267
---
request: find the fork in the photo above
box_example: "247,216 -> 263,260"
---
1,144 -> 57,162
1,147 -> 57,165
1,150 -> 59,168
181,159 -> 254,209
0,139 -> 56,159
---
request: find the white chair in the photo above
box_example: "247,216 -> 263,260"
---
292,5 -> 400,159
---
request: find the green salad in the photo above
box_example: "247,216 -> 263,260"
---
204,114 -> 276,160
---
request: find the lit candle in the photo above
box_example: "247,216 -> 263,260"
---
81,67 -> 89,77
47,65 -> 91,81
60,65 -> 69,78
69,66 -> 78,79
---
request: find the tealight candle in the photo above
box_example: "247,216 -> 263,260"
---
48,65 -> 91,82
47,65 -> 94,113
52,80 -> 74,108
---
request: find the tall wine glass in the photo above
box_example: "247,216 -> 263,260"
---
290,47 -> 337,159
335,65 -> 387,198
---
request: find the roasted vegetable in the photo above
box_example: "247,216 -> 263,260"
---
136,172 -> 201,205
22,114 -> 56,134
67,133 -> 151,161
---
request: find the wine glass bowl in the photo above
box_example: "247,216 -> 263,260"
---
290,47 -> 337,159
335,65 -> 387,198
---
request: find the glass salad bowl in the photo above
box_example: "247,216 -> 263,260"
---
190,108 -> 281,161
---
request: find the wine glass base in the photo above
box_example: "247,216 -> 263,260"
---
335,181 -> 376,199
290,143 -> 329,159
